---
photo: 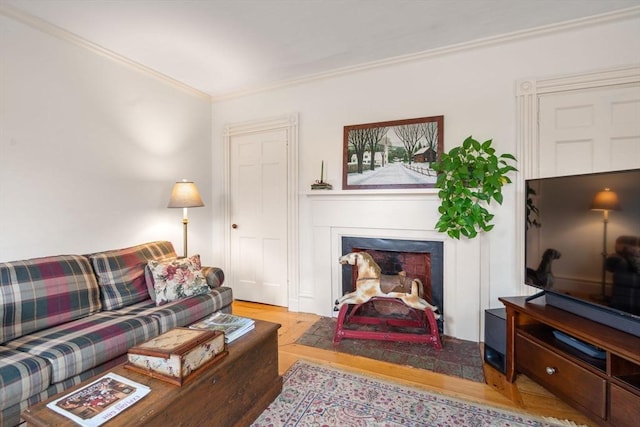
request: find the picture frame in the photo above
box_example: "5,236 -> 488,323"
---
342,115 -> 444,190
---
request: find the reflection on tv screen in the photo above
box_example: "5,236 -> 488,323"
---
525,169 -> 640,317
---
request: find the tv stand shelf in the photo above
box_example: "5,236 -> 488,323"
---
500,296 -> 640,426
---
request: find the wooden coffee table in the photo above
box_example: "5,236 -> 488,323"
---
22,319 -> 282,427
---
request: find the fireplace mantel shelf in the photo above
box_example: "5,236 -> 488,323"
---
303,189 -> 439,199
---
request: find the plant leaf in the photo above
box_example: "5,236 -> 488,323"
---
433,135 -> 516,240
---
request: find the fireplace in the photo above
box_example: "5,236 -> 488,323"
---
341,236 -> 444,332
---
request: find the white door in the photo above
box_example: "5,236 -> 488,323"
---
538,84 -> 640,177
228,128 -> 289,306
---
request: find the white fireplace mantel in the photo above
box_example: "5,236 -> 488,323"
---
302,192 -> 483,342
303,190 -> 439,202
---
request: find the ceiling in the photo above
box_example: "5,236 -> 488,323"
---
2,0 -> 639,98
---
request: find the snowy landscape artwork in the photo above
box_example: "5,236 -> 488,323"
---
342,115 -> 444,190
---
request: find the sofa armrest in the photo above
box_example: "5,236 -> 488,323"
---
202,266 -> 225,288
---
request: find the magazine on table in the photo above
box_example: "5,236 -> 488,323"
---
46,372 -> 150,427
190,312 -> 255,343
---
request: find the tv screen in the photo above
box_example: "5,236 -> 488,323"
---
525,169 -> 640,330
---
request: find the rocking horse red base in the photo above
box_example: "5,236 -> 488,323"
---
333,252 -> 442,350
333,297 -> 442,349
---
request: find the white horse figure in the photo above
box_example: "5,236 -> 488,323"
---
334,252 -> 440,317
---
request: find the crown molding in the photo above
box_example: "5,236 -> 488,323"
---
223,113 -> 298,136
2,3 -> 638,102
212,6 -> 640,101
0,4 -> 211,101
519,63 -> 640,95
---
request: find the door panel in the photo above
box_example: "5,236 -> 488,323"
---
229,129 -> 288,306
539,85 -> 640,177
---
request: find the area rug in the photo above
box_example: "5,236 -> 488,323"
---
251,361 -> 577,427
296,316 -> 485,383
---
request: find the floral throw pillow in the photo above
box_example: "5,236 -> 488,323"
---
147,255 -> 210,306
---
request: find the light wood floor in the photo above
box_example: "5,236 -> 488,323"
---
233,300 -> 596,427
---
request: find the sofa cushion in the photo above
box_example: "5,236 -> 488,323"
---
0,255 -> 101,344
144,264 -> 225,301
107,286 -> 233,333
0,346 -> 51,411
147,254 -> 210,305
5,313 -> 159,383
89,241 -> 177,310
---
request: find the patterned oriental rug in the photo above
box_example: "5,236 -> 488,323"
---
296,317 -> 485,383
251,361 -> 578,427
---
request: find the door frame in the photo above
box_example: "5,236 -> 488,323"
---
223,113 -> 300,310
515,64 -> 640,295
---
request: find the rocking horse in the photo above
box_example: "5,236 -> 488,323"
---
333,251 -> 442,349
526,248 -> 562,288
334,252 -> 440,314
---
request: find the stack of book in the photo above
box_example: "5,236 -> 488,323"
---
190,312 -> 255,343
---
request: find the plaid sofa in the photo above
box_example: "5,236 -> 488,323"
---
0,241 -> 231,427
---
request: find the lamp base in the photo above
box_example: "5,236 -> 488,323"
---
182,219 -> 189,258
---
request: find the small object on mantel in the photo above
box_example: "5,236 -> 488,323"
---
125,327 -> 227,386
311,160 -> 333,190
311,181 -> 333,190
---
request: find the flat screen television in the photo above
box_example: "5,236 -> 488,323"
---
524,169 -> 640,337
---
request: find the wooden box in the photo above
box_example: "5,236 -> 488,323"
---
125,327 -> 227,385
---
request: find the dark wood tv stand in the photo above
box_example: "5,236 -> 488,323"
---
500,296 -> 640,427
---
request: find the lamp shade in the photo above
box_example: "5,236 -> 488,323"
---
167,180 -> 204,208
590,188 -> 621,211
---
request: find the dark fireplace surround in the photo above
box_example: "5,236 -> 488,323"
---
341,236 -> 444,332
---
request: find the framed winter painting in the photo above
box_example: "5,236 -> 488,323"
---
342,115 -> 444,190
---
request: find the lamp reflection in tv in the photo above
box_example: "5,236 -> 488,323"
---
590,188 -> 621,298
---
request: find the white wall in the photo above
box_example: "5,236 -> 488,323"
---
1,8 -> 638,340
212,14 -> 640,341
0,14 -> 216,264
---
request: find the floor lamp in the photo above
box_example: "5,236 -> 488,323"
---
590,188 -> 620,298
168,179 -> 204,258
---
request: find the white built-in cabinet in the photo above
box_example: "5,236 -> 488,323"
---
512,65 -> 640,425
516,65 -> 640,295
516,64 -> 640,180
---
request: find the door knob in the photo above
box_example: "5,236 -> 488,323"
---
232,224 -> 238,229
545,367 -> 557,375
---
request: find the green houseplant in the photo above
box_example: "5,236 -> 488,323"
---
432,136 -> 517,239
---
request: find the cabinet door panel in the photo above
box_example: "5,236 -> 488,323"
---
516,334 -> 606,420
610,384 -> 640,427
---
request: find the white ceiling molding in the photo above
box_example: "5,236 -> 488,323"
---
210,6 -> 640,101
3,2 -> 639,101
0,3 -> 211,100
